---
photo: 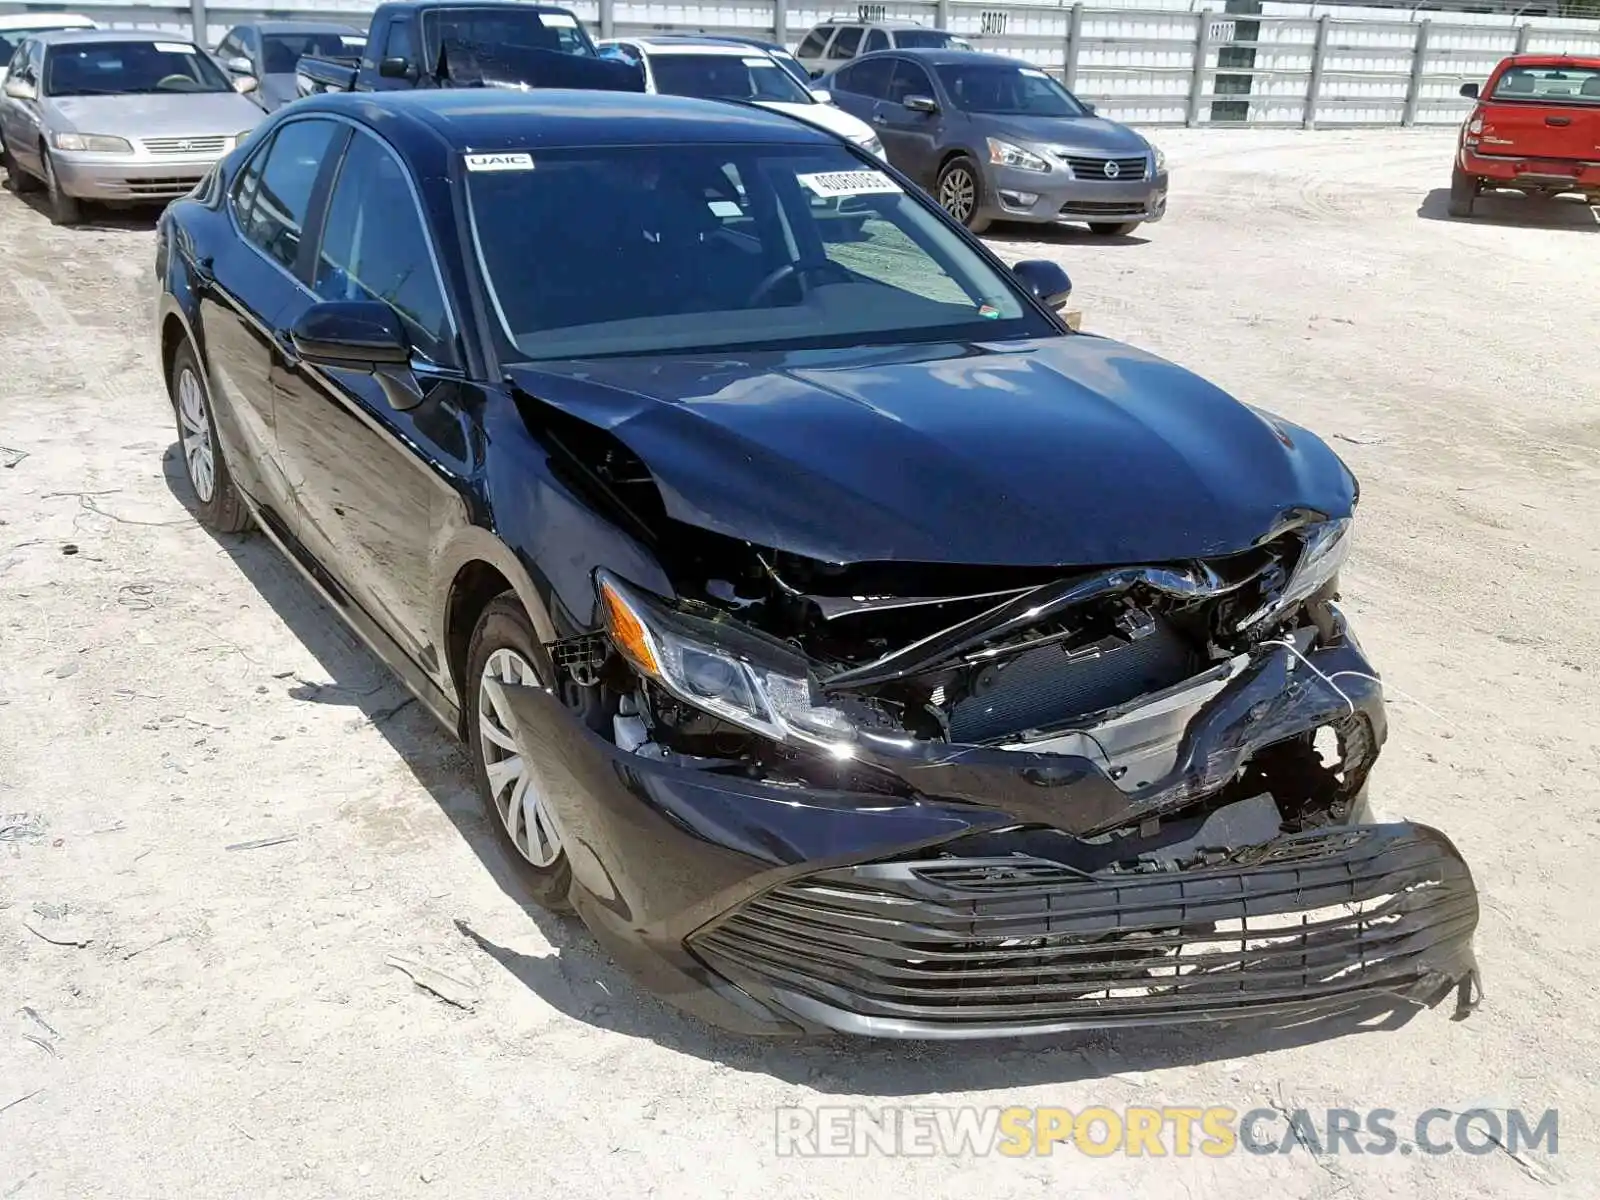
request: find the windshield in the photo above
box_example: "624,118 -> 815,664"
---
937,62 -> 1087,117
2,26 -> 82,60
43,41 -> 232,96
1490,65 -> 1600,105
261,31 -> 365,74
422,8 -> 594,62
651,53 -> 812,104
467,143 -> 1052,361
895,30 -> 971,50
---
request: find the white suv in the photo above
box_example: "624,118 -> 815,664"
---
793,18 -> 970,79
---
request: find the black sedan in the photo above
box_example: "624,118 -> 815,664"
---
155,90 -> 1479,1038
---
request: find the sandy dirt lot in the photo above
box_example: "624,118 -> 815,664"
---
1,127 -> 1597,1198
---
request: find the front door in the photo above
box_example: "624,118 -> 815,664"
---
876,57 -> 945,186
271,125 -> 473,675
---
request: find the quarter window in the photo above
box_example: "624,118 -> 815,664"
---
313,131 -> 452,363
239,118 -> 340,274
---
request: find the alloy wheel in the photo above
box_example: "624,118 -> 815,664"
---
478,648 -> 563,868
940,166 -> 976,223
176,367 -> 216,503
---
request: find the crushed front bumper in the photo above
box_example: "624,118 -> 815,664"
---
499,630 -> 1480,1038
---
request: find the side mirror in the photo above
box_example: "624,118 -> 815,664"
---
1082,101 -> 1097,115
902,93 -> 938,114
290,301 -> 411,370
1011,259 -> 1073,312
810,88 -> 833,104
378,56 -> 414,79
3,77 -> 37,101
223,55 -> 253,75
233,75 -> 258,94
1459,82 -> 1479,99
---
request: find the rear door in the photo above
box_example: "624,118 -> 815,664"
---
1477,62 -> 1600,162
200,116 -> 345,531
826,55 -> 895,126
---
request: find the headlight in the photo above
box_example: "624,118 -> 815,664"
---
233,129 -> 256,149
1239,519 -> 1353,631
857,134 -> 886,160
51,132 -> 132,153
597,571 -> 857,749
986,138 -> 1050,173
1151,143 -> 1168,173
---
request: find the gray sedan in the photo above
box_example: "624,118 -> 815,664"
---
822,49 -> 1168,236
0,29 -> 263,225
214,21 -> 366,112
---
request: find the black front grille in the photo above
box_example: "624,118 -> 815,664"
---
1059,200 -> 1148,217
947,622 -> 1197,743
1060,154 -> 1148,180
118,176 -> 204,197
692,824 -> 1479,1030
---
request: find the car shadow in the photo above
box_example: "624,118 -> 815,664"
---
984,222 -> 1152,247
4,180 -> 164,230
160,441 -> 1432,1092
1417,186 -> 1599,231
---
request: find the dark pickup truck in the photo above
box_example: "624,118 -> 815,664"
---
295,1 -> 642,97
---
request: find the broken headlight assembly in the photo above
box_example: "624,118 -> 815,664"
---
1239,517 -> 1353,631
595,570 -> 858,750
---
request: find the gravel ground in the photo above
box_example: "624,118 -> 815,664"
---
1,127 -> 1596,1198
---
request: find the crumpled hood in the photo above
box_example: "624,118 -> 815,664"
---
506,336 -> 1356,567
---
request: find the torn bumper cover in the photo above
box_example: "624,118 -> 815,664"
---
499,632 -> 1481,1038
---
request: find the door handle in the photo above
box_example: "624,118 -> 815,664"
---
1545,116 -> 1571,126
872,113 -> 888,125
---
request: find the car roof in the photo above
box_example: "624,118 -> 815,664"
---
243,21 -> 365,35
295,88 -> 839,151
816,18 -> 932,29
846,47 -> 1017,67
0,13 -> 94,32
1495,53 -> 1600,69
30,27 -> 203,47
613,37 -> 769,57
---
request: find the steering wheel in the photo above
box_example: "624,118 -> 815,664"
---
156,74 -> 197,91
745,260 -> 853,307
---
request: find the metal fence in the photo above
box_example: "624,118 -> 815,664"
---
9,0 -> 1600,127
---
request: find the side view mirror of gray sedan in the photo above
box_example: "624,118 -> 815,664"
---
903,94 -> 939,114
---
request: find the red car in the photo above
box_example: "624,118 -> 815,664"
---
1451,54 -> 1600,217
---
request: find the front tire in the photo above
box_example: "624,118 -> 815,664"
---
936,156 -> 991,234
466,594 -> 574,913
41,149 -> 81,225
1447,166 -> 1477,218
169,340 -> 251,533
1,139 -> 39,193
1088,221 -> 1140,237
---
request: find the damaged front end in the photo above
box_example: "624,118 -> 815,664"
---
523,510 -> 1481,1037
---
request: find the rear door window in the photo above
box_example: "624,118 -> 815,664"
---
864,29 -> 889,54
796,29 -> 830,58
238,118 -> 341,274
830,27 -> 864,60
836,56 -> 895,99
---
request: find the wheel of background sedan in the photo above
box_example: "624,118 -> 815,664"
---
1088,222 -> 1140,237
168,339 -> 251,533
466,593 -> 575,913
936,156 -> 991,235
1447,165 -> 1477,219
40,148 -> 81,225
2,140 -> 40,193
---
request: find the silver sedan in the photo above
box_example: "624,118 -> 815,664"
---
0,28 -> 263,224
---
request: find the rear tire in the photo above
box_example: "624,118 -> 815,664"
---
1088,221 -> 1140,237
1447,166 -> 1477,218
936,156 -> 991,234
466,594 -> 575,914
168,340 -> 251,533
41,149 -> 81,225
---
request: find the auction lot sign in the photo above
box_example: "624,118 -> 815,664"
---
775,1105 -> 1559,1159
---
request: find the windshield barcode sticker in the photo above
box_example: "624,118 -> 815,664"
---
154,42 -> 196,54
743,57 -> 773,67
465,152 -> 534,172
340,35 -> 366,45
539,12 -> 577,26
797,170 -> 902,198
1019,67 -> 1048,78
